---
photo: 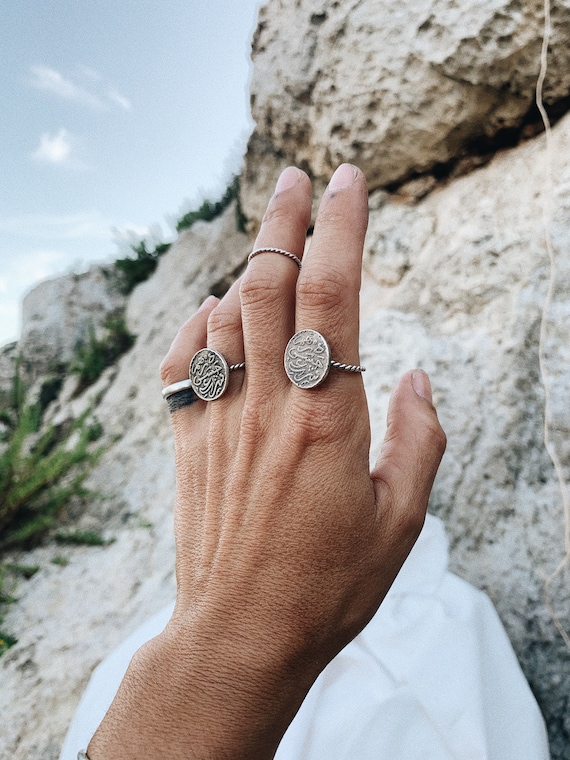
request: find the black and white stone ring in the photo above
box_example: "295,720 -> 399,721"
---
284,329 -> 365,389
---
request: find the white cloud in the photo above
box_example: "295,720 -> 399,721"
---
31,128 -> 72,165
108,87 -> 131,111
30,65 -> 104,109
29,65 -> 132,112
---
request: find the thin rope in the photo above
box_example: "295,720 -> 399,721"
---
535,0 -> 570,650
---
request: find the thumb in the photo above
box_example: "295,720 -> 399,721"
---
371,370 -> 446,548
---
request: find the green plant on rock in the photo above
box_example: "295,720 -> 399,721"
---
0,401 -> 103,551
71,313 -> 136,392
0,565 -> 18,655
55,529 -> 112,546
113,240 -> 171,295
176,175 -> 246,233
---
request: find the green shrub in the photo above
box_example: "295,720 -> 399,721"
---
0,403 -> 103,551
113,240 -> 171,295
176,175 -> 245,233
55,530 -> 111,546
71,313 -> 136,392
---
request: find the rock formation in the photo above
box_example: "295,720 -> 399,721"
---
18,267 -> 126,376
241,0 -> 570,224
2,1 -> 570,758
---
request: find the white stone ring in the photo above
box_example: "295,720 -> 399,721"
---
248,246 -> 302,271
284,329 -> 365,389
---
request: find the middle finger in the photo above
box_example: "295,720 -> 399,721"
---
239,167 -> 312,391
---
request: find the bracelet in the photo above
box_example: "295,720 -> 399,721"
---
78,752 -> 90,759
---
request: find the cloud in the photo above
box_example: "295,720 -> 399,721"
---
29,65 -> 132,112
30,65 -> 104,109
31,128 -> 72,165
107,87 -> 131,111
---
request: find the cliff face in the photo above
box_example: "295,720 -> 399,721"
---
2,1 -> 570,758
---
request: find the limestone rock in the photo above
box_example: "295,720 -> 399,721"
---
18,267 -> 126,376
241,0 -> 570,226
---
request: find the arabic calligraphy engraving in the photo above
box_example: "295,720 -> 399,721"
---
284,330 -> 331,389
190,349 -> 229,400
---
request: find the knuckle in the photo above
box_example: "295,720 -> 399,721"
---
424,418 -> 447,459
239,269 -> 283,309
314,205 -> 348,227
297,269 -> 349,313
288,396 -> 341,446
207,303 -> 240,338
260,198 -> 292,227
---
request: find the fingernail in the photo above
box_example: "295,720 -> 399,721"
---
412,369 -> 433,403
328,163 -> 358,192
275,166 -> 301,193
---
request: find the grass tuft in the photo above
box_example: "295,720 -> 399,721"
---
54,530 -> 112,546
176,176 -> 246,233
70,313 -> 136,392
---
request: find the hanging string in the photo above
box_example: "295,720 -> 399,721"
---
535,0 -> 570,650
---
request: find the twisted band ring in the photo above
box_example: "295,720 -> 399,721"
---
248,247 -> 302,271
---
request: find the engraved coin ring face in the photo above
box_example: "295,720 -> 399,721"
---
189,348 -> 230,401
284,329 -> 332,389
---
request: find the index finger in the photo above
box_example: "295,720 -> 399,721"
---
295,164 -> 369,368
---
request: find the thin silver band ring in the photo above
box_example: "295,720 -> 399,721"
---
161,379 -> 193,399
248,247 -> 302,271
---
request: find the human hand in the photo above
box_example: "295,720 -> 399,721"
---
88,164 -> 446,759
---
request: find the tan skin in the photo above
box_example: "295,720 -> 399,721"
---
87,164 -> 446,759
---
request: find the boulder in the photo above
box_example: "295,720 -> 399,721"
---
241,0 -> 570,226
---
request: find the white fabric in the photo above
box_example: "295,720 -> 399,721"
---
59,515 -> 550,760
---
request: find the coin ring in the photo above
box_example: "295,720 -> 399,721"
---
284,329 -> 331,389
189,348 -> 229,401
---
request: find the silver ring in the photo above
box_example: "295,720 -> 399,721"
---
189,348 -> 245,401
284,330 -> 365,389
161,379 -> 194,399
248,247 -> 302,271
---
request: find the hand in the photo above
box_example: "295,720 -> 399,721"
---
88,164 -> 446,759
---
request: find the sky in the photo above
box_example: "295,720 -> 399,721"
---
0,0 -> 262,346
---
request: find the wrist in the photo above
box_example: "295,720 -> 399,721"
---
87,611 -> 316,760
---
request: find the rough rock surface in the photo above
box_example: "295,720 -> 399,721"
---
18,266 -> 126,375
365,118 -> 570,758
241,0 -> 570,225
